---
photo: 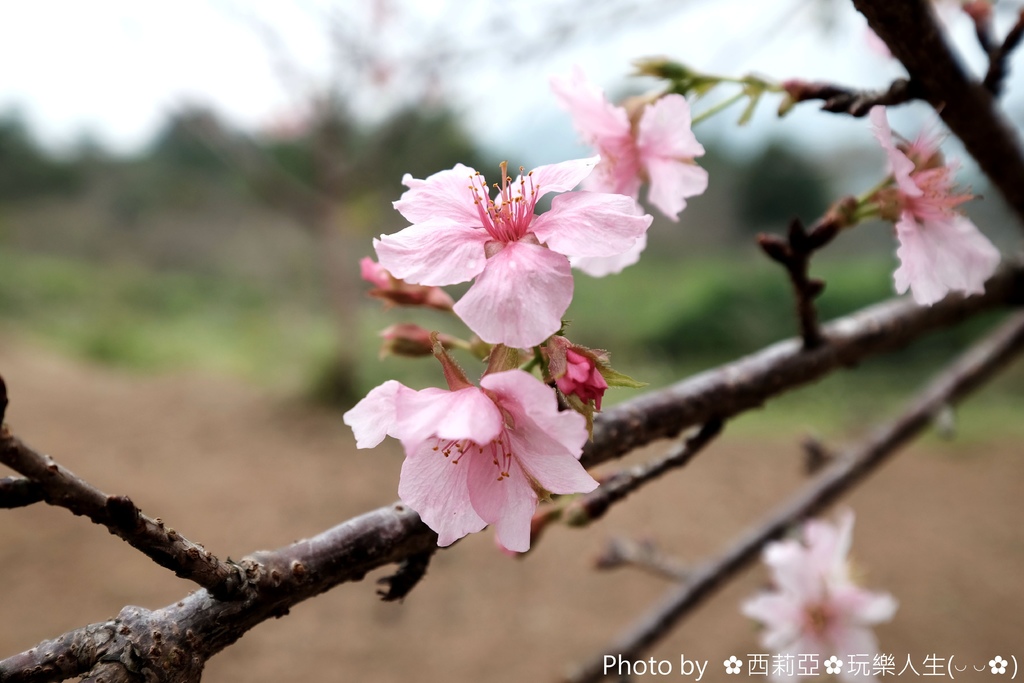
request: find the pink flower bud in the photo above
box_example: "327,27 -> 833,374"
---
556,348 -> 609,410
379,324 -> 437,358
359,257 -> 455,311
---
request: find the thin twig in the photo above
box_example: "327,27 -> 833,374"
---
757,208 -> 848,349
0,476 -> 43,508
594,537 -> 690,582
966,0 -> 998,56
0,430 -> 247,600
782,78 -> 921,117
565,420 -> 723,526
564,312 -> 1024,683
983,8 -> 1024,96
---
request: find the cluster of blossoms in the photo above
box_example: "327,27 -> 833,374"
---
345,67 -> 714,552
743,512 -> 898,683
346,65 -> 1000,573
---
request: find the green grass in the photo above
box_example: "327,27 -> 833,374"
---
0,248 -> 337,388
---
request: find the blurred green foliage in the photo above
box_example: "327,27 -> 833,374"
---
0,249 -> 335,387
0,112 -> 83,201
735,140 -> 831,232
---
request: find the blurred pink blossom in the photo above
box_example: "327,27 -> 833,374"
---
742,512 -> 897,683
375,158 -> 651,348
870,106 -> 999,305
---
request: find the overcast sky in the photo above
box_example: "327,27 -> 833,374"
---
0,0 -> 1012,163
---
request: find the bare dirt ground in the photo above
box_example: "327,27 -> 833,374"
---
1,339 -> 1021,682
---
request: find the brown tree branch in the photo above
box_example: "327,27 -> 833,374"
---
565,420 -> 723,526
983,8 -> 1024,96
853,0 -> 1024,227
782,78 -> 922,117
0,620 -> 117,683
582,259 -> 1023,468
564,311 -> 1024,683
0,475 -> 43,508
593,537 -> 690,583
757,209 -> 847,349
0,431 -> 247,601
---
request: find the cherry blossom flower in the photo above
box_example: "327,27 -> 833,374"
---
550,66 -> 708,225
375,158 -> 651,348
869,106 -> 1000,305
742,511 -> 897,683
343,364 -> 597,552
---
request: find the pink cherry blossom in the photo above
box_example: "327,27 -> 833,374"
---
742,512 -> 897,683
375,158 -> 651,348
343,370 -> 597,552
869,106 -> 1000,305
550,66 -> 708,225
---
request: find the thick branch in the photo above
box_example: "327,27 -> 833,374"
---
853,0 -> 1024,226
0,620 -> 116,683
0,431 -> 246,600
565,311 -> 1024,683
582,260 -> 1023,468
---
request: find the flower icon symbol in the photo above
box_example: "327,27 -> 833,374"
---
724,656 -> 743,675
825,656 -> 844,675
989,656 -> 1007,674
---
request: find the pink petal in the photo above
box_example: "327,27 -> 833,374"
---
549,66 -> 632,148
742,593 -> 802,650
869,106 -> 920,197
374,220 -> 490,287
528,156 -> 601,200
644,157 -> 709,221
343,380 -> 407,448
893,214 -> 1000,305
395,386 -> 504,449
393,163 -> 486,225
832,584 -> 899,626
399,442 -> 487,546
530,191 -> 651,258
803,511 -> 852,580
637,94 -> 704,161
635,95 -> 707,221
763,540 -> 823,604
454,241 -> 573,348
480,370 -> 595,493
571,233 -> 647,277
466,453 -> 537,552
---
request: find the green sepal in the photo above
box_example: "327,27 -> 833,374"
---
599,366 -> 647,389
484,344 -> 520,376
